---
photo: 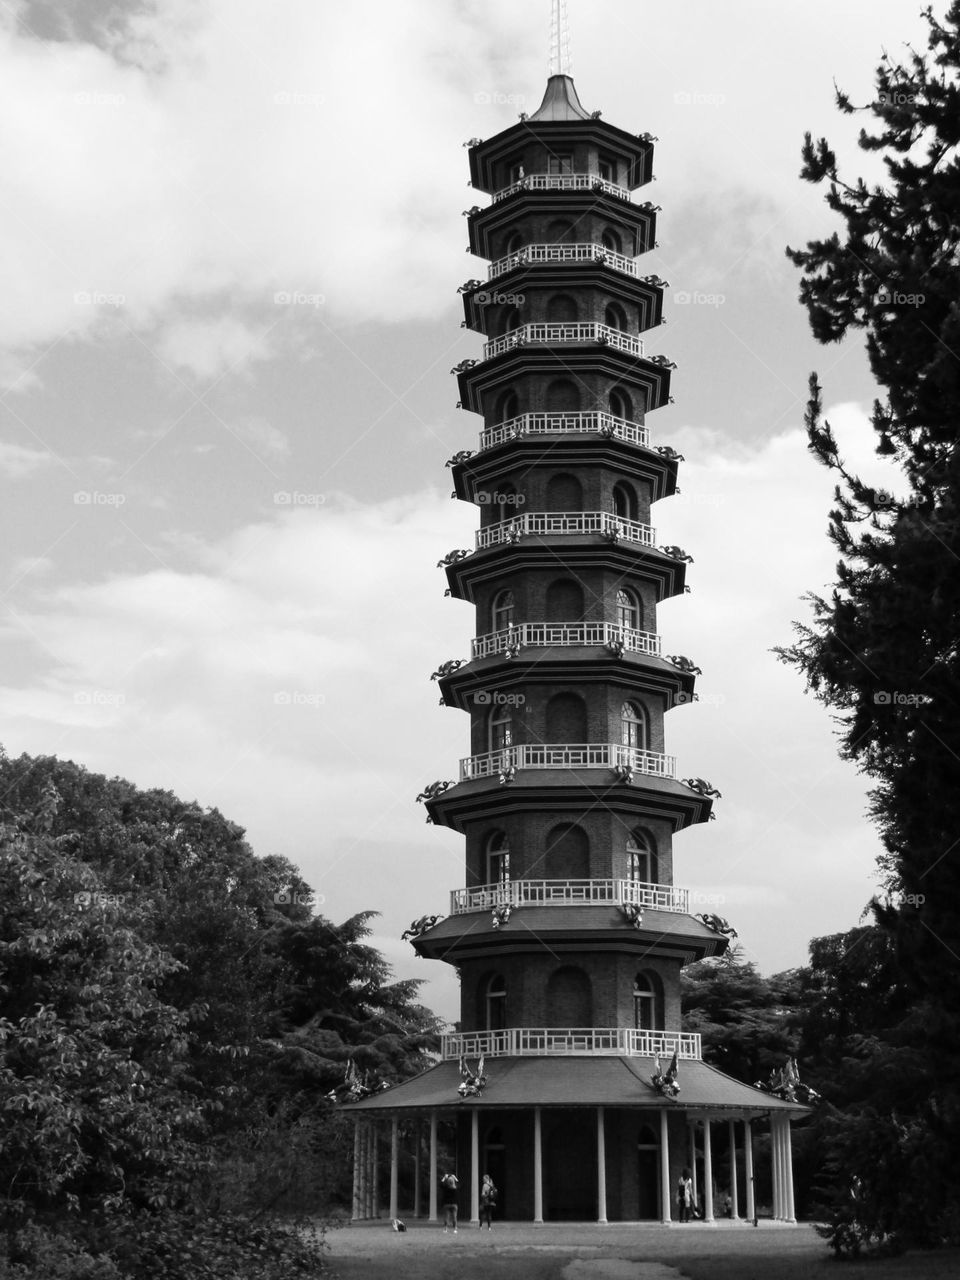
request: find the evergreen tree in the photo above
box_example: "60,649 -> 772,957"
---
780,3 -> 960,1249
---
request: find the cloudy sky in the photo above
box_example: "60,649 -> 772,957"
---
0,0 -> 932,1021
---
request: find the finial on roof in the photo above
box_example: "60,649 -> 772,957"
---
548,0 -> 572,77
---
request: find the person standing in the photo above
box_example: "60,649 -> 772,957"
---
677,1167 -> 693,1222
440,1170 -> 460,1233
479,1173 -> 498,1229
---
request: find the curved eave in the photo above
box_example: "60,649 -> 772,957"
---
457,347 -> 672,416
468,194 -> 657,258
463,268 -> 664,333
450,439 -> 678,503
412,906 -> 727,964
445,542 -> 688,603
425,773 -> 713,833
438,652 -> 696,709
343,1057 -> 811,1116
469,121 -> 655,193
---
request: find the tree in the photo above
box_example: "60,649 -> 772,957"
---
780,4 -> 960,1249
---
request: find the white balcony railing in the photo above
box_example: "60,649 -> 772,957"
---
491,173 -> 632,203
459,742 -> 676,782
483,322 -> 643,362
471,620 -> 660,660
488,243 -> 641,282
442,1028 -> 702,1060
476,510 -> 655,551
451,878 -> 689,915
480,411 -> 648,451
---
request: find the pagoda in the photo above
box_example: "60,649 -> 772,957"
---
346,8 -> 806,1225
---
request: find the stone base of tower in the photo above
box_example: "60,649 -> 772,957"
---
345,1056 -> 805,1225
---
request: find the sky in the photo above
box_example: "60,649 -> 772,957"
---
0,0 -> 935,1022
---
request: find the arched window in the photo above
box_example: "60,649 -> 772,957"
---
491,589 -> 515,632
495,389 -> 519,423
547,218 -> 575,243
613,482 -> 638,522
485,974 -> 507,1030
546,578 -> 584,621
627,831 -> 653,885
621,701 -> 646,749
546,378 -> 581,412
489,703 -> 513,753
634,973 -> 656,1031
609,387 -> 633,421
498,305 -> 521,336
504,230 -> 524,255
604,301 -> 628,331
616,588 -> 639,631
601,228 -> 622,253
546,692 -> 588,742
485,831 -> 510,886
546,294 -> 578,323
545,472 -> 583,512
546,966 -> 592,1025
544,823 -> 590,879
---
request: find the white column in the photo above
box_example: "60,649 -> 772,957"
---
659,1108 -> 671,1224
744,1118 -> 756,1222
703,1118 -> 714,1223
470,1108 -> 480,1225
413,1120 -> 422,1218
784,1118 -> 796,1223
361,1123 -> 370,1219
371,1126 -> 378,1213
689,1122 -> 699,1207
533,1106 -> 544,1224
596,1108 -> 607,1223
728,1119 -> 739,1219
429,1110 -> 438,1222
771,1115 -> 782,1220
389,1117 -> 399,1220
352,1119 -> 361,1220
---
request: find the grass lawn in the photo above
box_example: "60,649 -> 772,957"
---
323,1221 -> 960,1280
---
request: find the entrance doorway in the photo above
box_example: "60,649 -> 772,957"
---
637,1125 -> 660,1220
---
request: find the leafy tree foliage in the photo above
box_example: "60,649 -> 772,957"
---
0,747 -> 440,1273
780,8 -> 960,1246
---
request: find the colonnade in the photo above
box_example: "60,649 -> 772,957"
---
351,1108 -> 795,1223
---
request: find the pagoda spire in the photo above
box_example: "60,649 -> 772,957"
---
548,0 -> 572,77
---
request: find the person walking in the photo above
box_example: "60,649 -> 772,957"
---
677,1167 -> 693,1222
479,1173 -> 498,1229
440,1170 -> 460,1233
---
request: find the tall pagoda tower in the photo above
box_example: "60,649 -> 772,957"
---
347,12 -> 805,1225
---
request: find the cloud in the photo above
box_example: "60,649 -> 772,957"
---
0,441 -> 55,478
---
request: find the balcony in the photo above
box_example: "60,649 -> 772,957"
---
458,743 -> 676,782
491,173 -> 632,203
482,322 -> 643,362
451,878 -> 689,915
488,242 -> 643,282
479,410 -> 649,452
471,620 -> 660,660
442,1028 -> 702,1060
476,510 -> 655,551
